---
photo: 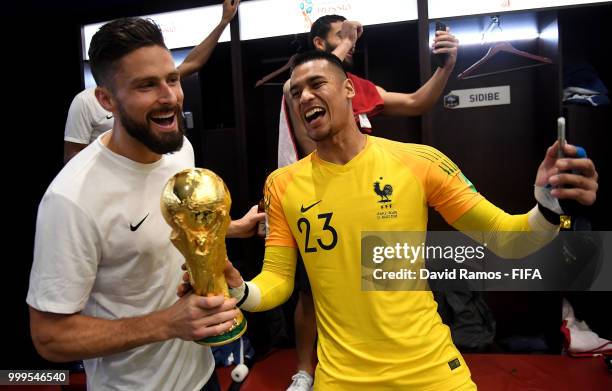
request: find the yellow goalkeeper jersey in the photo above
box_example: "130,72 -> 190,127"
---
264,136 -> 482,390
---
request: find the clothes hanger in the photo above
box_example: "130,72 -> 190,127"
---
458,42 -> 553,79
458,16 -> 552,80
254,35 -> 302,87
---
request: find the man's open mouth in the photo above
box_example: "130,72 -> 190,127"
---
304,107 -> 326,124
150,111 -> 176,127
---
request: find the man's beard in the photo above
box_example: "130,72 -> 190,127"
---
117,103 -> 184,155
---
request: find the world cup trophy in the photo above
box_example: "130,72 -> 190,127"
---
161,168 -> 246,346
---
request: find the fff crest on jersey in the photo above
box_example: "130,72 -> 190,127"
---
374,177 -> 398,219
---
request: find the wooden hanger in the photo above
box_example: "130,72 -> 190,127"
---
458,41 -> 553,80
254,54 -> 297,87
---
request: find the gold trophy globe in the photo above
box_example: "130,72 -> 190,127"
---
161,168 -> 247,346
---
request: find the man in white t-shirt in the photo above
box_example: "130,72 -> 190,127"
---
28,16 -> 262,391
63,0 -> 240,163
63,87 -> 114,162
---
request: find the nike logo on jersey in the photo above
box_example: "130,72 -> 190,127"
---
106,114 -> 113,120
300,200 -> 321,213
130,213 -> 149,231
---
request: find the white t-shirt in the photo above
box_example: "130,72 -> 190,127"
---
64,88 -> 113,144
27,134 -> 214,391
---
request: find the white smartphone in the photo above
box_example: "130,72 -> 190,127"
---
557,117 -> 565,159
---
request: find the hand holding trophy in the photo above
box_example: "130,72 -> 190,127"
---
161,168 -> 247,346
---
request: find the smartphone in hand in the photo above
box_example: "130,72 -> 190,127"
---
434,21 -> 448,68
557,117 -> 566,159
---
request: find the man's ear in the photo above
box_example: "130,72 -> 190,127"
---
313,37 -> 326,51
282,78 -> 291,96
95,86 -> 114,112
344,77 -> 355,99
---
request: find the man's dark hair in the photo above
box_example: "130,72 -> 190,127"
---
88,17 -> 166,88
309,14 -> 346,49
291,50 -> 347,78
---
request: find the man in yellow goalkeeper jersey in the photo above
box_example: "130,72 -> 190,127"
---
208,50 -> 597,390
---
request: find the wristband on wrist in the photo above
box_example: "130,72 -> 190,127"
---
537,202 -> 561,225
534,185 -> 564,215
229,282 -> 249,307
229,282 -> 245,299
236,283 -> 249,307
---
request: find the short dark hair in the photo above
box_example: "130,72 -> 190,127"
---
88,17 -> 166,88
291,50 -> 347,78
309,14 -> 346,49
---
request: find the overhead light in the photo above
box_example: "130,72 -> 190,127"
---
430,27 -> 540,46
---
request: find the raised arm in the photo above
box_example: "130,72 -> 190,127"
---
377,28 -> 458,116
177,0 -> 240,78
451,142 -> 598,258
330,20 -> 362,63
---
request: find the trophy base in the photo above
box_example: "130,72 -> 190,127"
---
196,317 -> 247,347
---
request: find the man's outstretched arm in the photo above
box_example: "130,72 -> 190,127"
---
226,246 -> 298,312
451,142 -> 598,258
178,246 -> 298,312
177,0 -> 240,78
377,28 -> 459,116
